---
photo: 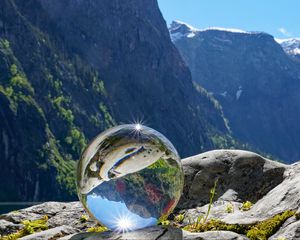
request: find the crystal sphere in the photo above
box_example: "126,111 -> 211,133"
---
77,124 -> 184,232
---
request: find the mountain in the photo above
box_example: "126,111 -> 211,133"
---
0,1 -> 230,202
170,20 -> 300,163
276,38 -> 300,61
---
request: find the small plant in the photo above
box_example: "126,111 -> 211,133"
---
240,201 -> 253,211
160,220 -> 170,226
226,202 -> 234,213
182,179 -> 218,231
203,179 -> 218,223
174,213 -> 185,223
80,214 -> 89,223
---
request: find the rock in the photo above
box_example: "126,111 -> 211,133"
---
179,150 -> 287,209
0,202 -> 94,230
20,225 -> 77,240
182,150 -> 300,226
0,219 -> 22,235
184,230 -> 249,240
269,220 -> 300,239
296,207 -> 300,220
60,226 -> 183,240
1,150 -> 300,240
57,227 -> 248,240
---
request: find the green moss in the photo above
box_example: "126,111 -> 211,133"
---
174,214 -> 185,223
86,225 -> 108,233
183,210 -> 295,240
160,220 -> 170,226
246,210 -> 295,240
2,215 -> 48,240
80,214 -> 89,223
225,202 -> 234,213
183,218 -> 248,234
240,201 -> 253,211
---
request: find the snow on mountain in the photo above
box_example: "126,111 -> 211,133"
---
169,20 -> 254,42
275,38 -> 300,56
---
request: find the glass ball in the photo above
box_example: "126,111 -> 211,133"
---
77,124 -> 184,232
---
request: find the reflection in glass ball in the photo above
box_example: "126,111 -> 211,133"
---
77,124 -> 184,232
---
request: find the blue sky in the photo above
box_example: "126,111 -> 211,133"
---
157,0 -> 300,39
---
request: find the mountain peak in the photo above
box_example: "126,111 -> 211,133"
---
275,38 -> 300,56
169,20 -> 258,42
169,20 -> 200,41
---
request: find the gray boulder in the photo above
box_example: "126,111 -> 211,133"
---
1,150 -> 300,240
182,151 -> 300,227
180,150 -> 287,209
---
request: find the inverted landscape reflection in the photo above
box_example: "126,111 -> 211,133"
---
77,124 -> 184,231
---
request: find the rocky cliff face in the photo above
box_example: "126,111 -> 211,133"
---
170,21 -> 300,163
0,1 -> 230,202
1,150 -> 300,239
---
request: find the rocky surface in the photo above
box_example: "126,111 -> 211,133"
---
1,150 -> 300,239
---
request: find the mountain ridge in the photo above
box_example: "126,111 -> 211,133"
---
170,20 -> 300,163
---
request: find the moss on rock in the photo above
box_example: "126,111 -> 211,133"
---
2,215 -> 49,240
183,210 -> 295,240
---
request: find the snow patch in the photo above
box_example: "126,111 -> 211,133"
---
169,20 -> 256,42
236,86 -> 243,100
220,91 -> 227,97
202,27 -> 249,34
275,38 -> 300,56
170,32 -> 186,42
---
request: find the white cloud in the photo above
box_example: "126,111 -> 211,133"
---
278,27 -> 292,37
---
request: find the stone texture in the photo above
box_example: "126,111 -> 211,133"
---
181,150 -> 300,226
179,150 -> 287,209
269,220 -> 300,239
0,202 -> 96,232
1,150 -> 300,239
183,230 -> 249,240
62,226 -> 183,240
0,219 -> 22,235
20,225 -> 77,240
